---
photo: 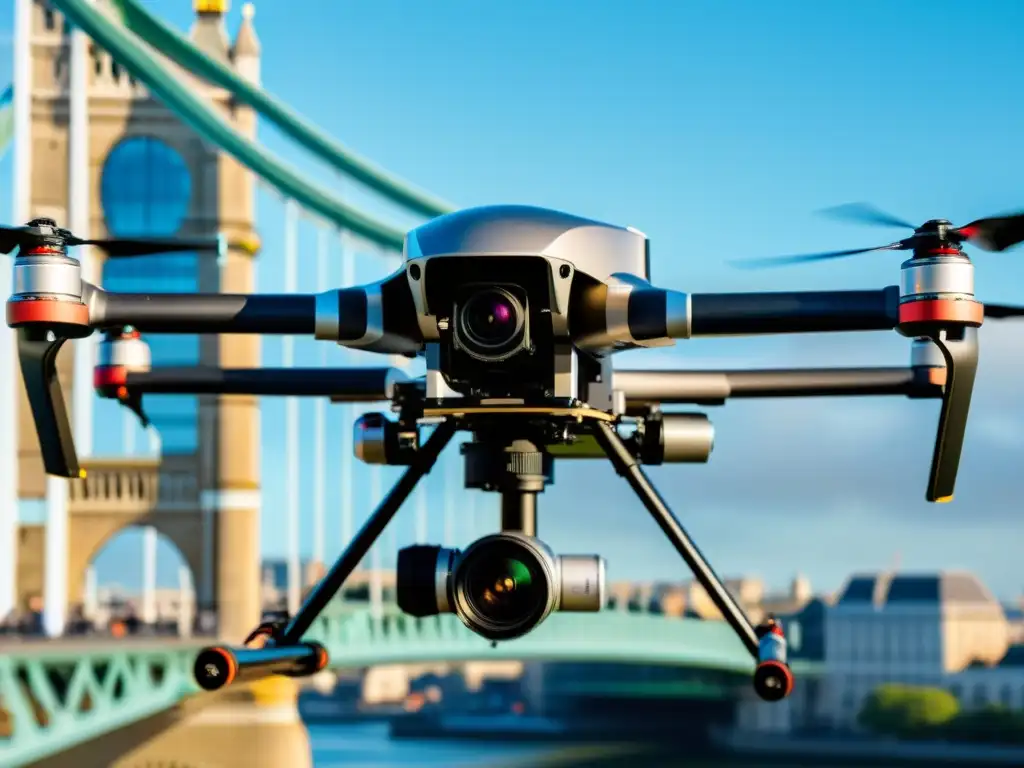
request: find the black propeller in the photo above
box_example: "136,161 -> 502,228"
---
819,202 -> 917,231
0,219 -> 221,258
734,203 -> 1024,269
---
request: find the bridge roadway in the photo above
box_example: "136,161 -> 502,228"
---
0,606 -> 821,767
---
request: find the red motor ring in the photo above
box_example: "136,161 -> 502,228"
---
313,645 -> 330,673
897,298 -> 984,338
94,366 -> 128,399
6,298 -> 91,338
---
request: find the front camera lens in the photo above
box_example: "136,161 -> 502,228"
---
457,288 -> 526,360
455,537 -> 553,639
467,556 -> 540,623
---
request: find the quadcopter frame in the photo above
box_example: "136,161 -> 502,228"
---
4,207 -> 990,702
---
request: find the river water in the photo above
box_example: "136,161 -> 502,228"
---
309,722 -> 568,767
308,722 -> 800,768
308,722 -> 913,767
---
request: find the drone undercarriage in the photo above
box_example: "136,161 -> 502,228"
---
194,400 -> 794,702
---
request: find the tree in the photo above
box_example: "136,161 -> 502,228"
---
858,684 -> 959,739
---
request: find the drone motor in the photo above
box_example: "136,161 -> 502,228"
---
353,412 -> 420,465
636,411 -> 715,464
396,533 -> 606,642
93,327 -> 152,398
7,219 -> 92,338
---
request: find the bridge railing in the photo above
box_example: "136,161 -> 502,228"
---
68,458 -> 199,513
0,641 -> 202,768
304,604 -> 822,675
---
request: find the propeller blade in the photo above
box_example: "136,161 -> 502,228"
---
983,303 -> 1024,319
68,236 -> 221,258
818,203 -> 916,231
956,212 -> 1024,253
0,225 -> 32,255
732,242 -> 906,269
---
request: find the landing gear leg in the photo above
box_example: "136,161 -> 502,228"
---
192,419 -> 457,692
592,420 -> 794,702
278,419 -> 458,643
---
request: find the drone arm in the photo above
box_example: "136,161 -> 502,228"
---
574,281 -> 899,348
90,288 -> 318,335
685,287 -> 900,336
615,367 -> 938,407
103,367 -> 406,400
88,278 -> 421,354
15,275 -> 416,348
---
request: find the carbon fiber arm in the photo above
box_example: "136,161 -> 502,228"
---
572,280 -> 900,348
96,366 -> 410,430
614,366 -> 939,407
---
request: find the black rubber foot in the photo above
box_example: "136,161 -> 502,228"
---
753,660 -> 794,702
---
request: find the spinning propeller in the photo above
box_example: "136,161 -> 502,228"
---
0,218 -> 222,258
734,202 -> 1024,268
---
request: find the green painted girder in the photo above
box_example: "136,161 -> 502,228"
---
0,608 -> 820,766
106,0 -> 454,220
303,608 -> 823,676
49,0 -> 408,250
0,643 -> 203,768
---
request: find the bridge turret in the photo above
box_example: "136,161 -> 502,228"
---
231,3 -> 261,85
190,0 -> 231,64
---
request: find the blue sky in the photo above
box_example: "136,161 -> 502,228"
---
2,0 -> 1024,600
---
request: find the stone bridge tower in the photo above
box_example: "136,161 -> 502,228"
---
16,0 -> 263,642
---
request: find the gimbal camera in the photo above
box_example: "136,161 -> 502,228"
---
6,204 -> 1024,702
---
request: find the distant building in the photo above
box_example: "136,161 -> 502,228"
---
820,570 -> 1011,729
260,563 -> 398,610
606,574 -> 813,622
1005,604 -> 1024,644
954,644 -> 1024,710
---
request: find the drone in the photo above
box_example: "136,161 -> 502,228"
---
5,204 -> 1024,703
